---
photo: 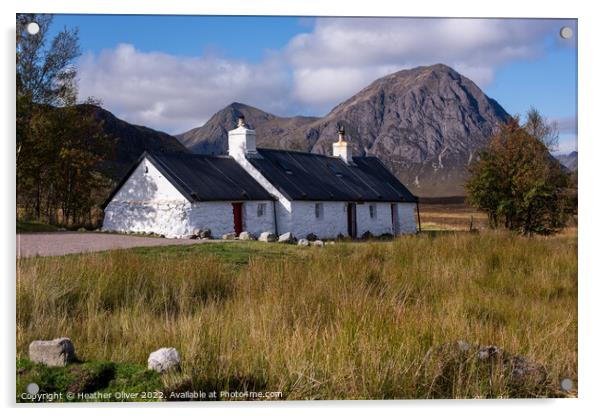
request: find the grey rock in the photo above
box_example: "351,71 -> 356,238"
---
311,240 -> 325,247
238,231 -> 255,241
29,338 -> 75,367
297,238 -> 310,247
278,232 -> 296,243
148,347 -> 180,373
199,229 -> 212,239
222,232 -> 237,240
258,231 -> 277,242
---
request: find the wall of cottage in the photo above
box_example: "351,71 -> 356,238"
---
395,202 -> 419,234
287,201 -> 417,239
102,158 -> 192,237
187,200 -> 275,237
289,201 -> 347,239
356,202 -> 395,236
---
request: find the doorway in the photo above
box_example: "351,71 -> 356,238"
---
232,202 -> 243,236
347,203 -> 357,238
391,203 -> 399,235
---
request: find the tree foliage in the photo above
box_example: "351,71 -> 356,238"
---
16,14 -> 114,226
466,116 -> 573,235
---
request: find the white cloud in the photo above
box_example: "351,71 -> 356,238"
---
77,44 -> 291,133
285,18 -> 570,107
554,136 -> 578,155
75,18 -> 576,133
553,116 -> 577,135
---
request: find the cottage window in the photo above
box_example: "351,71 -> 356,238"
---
369,204 -> 377,219
144,165 -> 149,174
315,203 -> 323,219
257,203 -> 266,217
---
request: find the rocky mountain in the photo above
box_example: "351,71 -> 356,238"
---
80,105 -> 189,180
556,151 -> 578,171
176,64 -> 510,197
177,102 -> 319,154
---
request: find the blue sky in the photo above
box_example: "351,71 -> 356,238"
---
47,15 -> 577,154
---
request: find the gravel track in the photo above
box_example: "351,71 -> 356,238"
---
17,232 -> 217,258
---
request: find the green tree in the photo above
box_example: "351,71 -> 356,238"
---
16,14 -> 114,226
466,116 -> 572,235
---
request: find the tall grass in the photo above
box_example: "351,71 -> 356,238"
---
16,231 -> 577,399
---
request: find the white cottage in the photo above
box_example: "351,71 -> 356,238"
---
102,117 -> 418,239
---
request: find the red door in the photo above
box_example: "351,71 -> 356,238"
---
347,203 -> 357,238
232,203 -> 243,236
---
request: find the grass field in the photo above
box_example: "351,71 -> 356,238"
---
419,201 -> 489,231
16,231 -> 577,400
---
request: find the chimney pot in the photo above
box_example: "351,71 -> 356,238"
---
333,124 -> 352,163
237,115 -> 246,128
338,126 -> 345,143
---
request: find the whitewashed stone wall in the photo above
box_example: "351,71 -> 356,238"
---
288,201 -> 417,239
187,200 -> 275,237
110,158 -> 189,204
241,201 -> 276,235
395,203 -> 418,234
290,201 -> 348,239
356,203 -> 394,236
103,158 -> 192,237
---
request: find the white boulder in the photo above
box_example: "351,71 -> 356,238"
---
238,231 -> 255,241
258,231 -> 277,242
148,347 -> 180,373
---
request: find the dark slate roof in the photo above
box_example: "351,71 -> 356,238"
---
103,152 -> 274,207
248,148 -> 417,203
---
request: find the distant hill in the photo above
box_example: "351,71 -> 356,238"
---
556,151 -> 578,171
177,102 -> 319,154
176,64 -> 510,197
76,104 -> 189,180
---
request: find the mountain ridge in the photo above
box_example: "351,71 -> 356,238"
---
176,64 -> 511,197
556,151 -> 578,171
76,104 -> 189,180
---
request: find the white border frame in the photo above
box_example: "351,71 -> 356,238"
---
3,1 -> 599,415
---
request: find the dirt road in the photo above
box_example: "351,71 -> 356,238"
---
17,232 -> 216,258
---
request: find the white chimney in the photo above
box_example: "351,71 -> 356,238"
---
228,115 -> 257,159
332,126 -> 352,163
